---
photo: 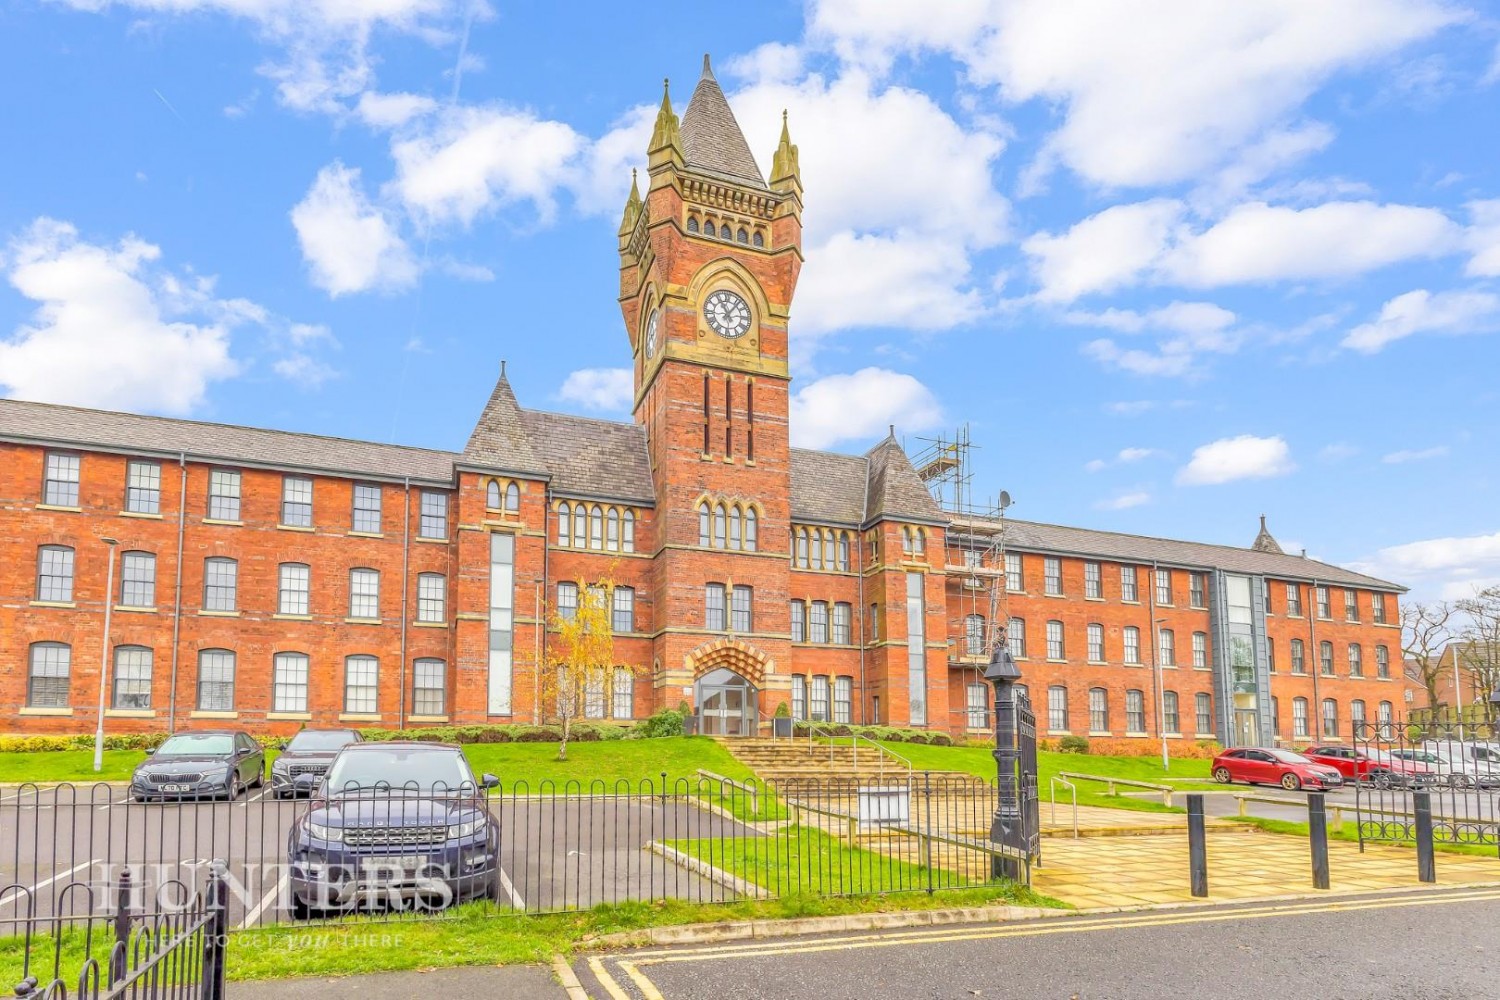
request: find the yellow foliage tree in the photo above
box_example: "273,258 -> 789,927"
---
544,577 -> 631,761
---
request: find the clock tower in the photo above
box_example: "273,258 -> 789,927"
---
618,55 -> 803,708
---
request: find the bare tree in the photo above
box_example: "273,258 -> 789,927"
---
1455,586 -> 1500,703
1402,599 -> 1455,710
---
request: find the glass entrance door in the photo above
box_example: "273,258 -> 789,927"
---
696,668 -> 756,736
1234,709 -> 1259,747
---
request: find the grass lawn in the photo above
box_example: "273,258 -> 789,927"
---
1230,815 -> 1500,858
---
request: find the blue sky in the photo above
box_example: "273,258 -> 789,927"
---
3,0 -> 1500,602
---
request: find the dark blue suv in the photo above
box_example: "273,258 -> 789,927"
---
286,742 -> 500,918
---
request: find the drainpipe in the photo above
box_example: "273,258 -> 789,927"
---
856,459 -> 870,724
1148,560 -> 1165,763
538,494 -> 550,725
167,452 -> 187,733
398,477 -> 411,728
1308,578 -> 1322,739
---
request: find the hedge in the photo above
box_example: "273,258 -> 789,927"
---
0,723 -> 645,754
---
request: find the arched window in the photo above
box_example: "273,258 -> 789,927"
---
736,228 -> 749,244
1089,687 -> 1110,732
572,504 -> 586,548
836,533 -> 850,571
913,529 -> 925,558
795,528 -> 808,566
504,482 -> 520,513
687,216 -> 699,233
720,223 -> 733,239
713,503 -> 727,548
589,505 -> 604,549
823,531 -> 835,568
607,508 -> 620,550
486,481 -> 502,509
811,530 -> 823,570
752,231 -> 764,248
623,510 -> 636,552
557,502 -> 571,545
699,502 -> 711,546
728,507 -> 742,549
744,508 -> 757,552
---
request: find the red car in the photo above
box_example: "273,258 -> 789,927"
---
1211,747 -> 1344,791
1300,745 -> 1437,788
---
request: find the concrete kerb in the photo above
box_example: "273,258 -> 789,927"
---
644,841 -> 769,899
549,954 -> 590,1000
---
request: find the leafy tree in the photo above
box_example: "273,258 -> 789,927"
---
1455,586 -> 1500,707
1402,599 -> 1455,710
543,577 -> 634,761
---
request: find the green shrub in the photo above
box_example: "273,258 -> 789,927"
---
1057,735 -> 1090,754
927,732 -> 954,747
634,709 -> 687,740
774,702 -> 791,718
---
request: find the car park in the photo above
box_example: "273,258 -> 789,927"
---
286,742 -> 500,918
1211,747 -> 1344,790
1418,740 -> 1500,789
270,729 -> 363,798
130,731 -> 265,802
1301,744 -> 1437,788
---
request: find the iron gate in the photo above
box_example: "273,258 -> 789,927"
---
1353,718 -> 1500,854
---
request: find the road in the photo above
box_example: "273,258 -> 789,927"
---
1137,784 -> 1500,828
582,884 -> 1500,999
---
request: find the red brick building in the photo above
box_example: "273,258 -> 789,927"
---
0,61 -> 1413,746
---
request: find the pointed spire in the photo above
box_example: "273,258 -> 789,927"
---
648,77 -> 682,163
770,108 -> 801,192
465,367 -> 543,473
1251,514 -> 1284,555
679,57 -> 767,188
618,168 -> 641,237
701,53 -> 714,80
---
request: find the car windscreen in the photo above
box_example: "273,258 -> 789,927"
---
1266,749 -> 1312,764
155,734 -> 234,757
324,748 -> 473,793
287,731 -> 359,751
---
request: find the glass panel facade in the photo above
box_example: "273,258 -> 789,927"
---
488,532 -> 515,715
906,572 -> 926,725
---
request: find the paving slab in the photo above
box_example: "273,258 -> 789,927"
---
229,964 -> 566,999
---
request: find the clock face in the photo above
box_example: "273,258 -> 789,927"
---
703,290 -> 751,340
644,309 -> 659,355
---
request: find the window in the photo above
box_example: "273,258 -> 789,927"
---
967,614 -> 987,656
736,228 -> 748,244
1271,696 -> 1280,737
791,675 -> 807,720
584,675 -> 606,719
208,469 -> 240,520
1345,590 -> 1359,622
1322,698 -> 1338,738
1046,620 -> 1064,659
417,573 -> 446,623
833,676 -> 852,724
687,217 -> 699,233
966,683 -> 989,729
196,649 -> 235,712
1292,697 -> 1309,738
1264,586 -> 1273,615
835,532 -> 847,570
753,231 -> 764,247
1120,565 -> 1139,602
868,603 -> 879,643
203,557 -> 237,612
731,585 -> 753,632
36,545 -> 74,602
590,506 -> 604,549
1048,685 -> 1069,731
1348,643 -> 1363,677
1189,573 -> 1206,609
43,452 -> 80,507
281,476 -> 313,527
624,509 -> 637,552
705,584 -> 726,631
352,483 -> 382,533
349,568 -> 380,619
488,532 -> 516,716
912,528 -> 925,559
1155,569 -> 1172,606
905,572 -> 927,725
1163,691 -> 1181,733
609,508 -> 622,550
278,563 -> 310,616
1196,692 -> 1214,735
810,600 -> 829,643
790,600 -> 806,642
1373,592 -> 1387,624
27,642 -> 71,708
613,668 -> 634,719
344,656 -> 378,714
1008,617 -> 1026,658
1087,623 -> 1104,662
604,587 -> 633,633
1126,689 -> 1146,733
1084,561 -> 1102,599
112,646 -> 152,709
1089,688 -> 1109,732
1005,552 -> 1023,592
501,481 -> 519,513
720,223 -> 733,239
1191,631 -> 1207,669
832,603 -> 852,644
557,582 -> 578,622
1291,639 -> 1306,674
119,551 -> 155,607
1320,640 -> 1334,676
413,658 -> 445,716
125,460 -> 161,514
559,502 -> 573,545
1376,645 -> 1391,679
1286,583 -> 1303,617
810,675 -> 830,722
1316,586 -> 1330,619
1267,639 -> 1276,673
793,528 -> 808,567
713,505 -> 726,548
273,652 -> 310,713
1159,628 -> 1176,667
419,491 -> 448,539
1378,700 -> 1394,736
1044,557 -> 1063,595
1351,698 -> 1367,735
1123,626 -> 1141,664
486,481 -> 501,510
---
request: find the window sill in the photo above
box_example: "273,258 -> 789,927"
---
344,617 -> 383,626
412,621 -> 449,629
1195,733 -> 1216,740
407,715 -> 449,724
267,712 -> 312,721
277,524 -> 315,533
1124,731 -> 1148,738
1164,731 -> 1182,738
114,605 -> 157,614
1043,592 -> 1067,599
36,504 -> 82,513
414,536 -> 448,545
29,600 -> 77,609
1084,596 -> 1104,602
348,530 -> 385,539
191,711 -> 238,720
1046,658 -> 1067,664
198,610 -> 241,618
202,518 -> 243,527
1193,667 -> 1212,672
273,613 -> 312,621
119,510 -> 164,520
339,713 -> 383,723
106,709 -> 155,719
19,707 -> 74,717
1121,600 -> 1140,606
1088,731 -> 1112,738
1086,660 -> 1107,666
1047,730 -> 1071,736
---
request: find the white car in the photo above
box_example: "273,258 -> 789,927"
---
1418,740 -> 1500,789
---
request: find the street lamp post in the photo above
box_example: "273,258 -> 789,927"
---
1151,616 -> 1169,772
93,537 -> 120,773
985,642 -> 1023,881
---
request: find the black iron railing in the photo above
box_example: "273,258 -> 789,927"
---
1352,718 -> 1500,854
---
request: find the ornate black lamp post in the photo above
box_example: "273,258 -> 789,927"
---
985,641 -> 1023,880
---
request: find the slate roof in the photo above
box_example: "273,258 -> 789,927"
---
0,397 -> 457,483
520,409 -> 654,503
680,56 -> 768,189
865,434 -> 946,524
950,515 -> 1403,591
789,448 -> 868,524
464,373 -> 544,475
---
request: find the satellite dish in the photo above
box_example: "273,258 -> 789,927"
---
999,490 -> 1012,510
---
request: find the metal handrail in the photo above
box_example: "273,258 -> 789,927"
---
1057,770 -> 1175,807
1050,776 -> 1078,838
802,721 -> 913,785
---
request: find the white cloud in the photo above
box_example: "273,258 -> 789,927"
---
1319,442 -> 1360,461
1175,434 -> 1295,486
1341,288 -> 1500,353
273,354 -> 338,388
1382,445 -> 1450,464
789,367 -> 942,449
356,91 -> 438,129
570,104 -> 655,219
0,218 -> 243,413
556,368 -> 632,412
291,161 -> 418,296
1464,199 -> 1500,277
1095,491 -> 1151,511
1353,530 -> 1500,600
1084,447 -> 1160,472
1024,200 -> 1184,302
1104,399 -> 1194,417
793,232 -> 983,340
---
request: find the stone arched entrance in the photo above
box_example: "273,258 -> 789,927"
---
687,639 -> 772,737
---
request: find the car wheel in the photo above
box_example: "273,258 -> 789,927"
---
1213,767 -> 1233,784
290,896 -> 313,921
131,790 -> 147,803
227,776 -> 243,801
1450,774 -> 1474,790
1281,773 -> 1302,791
252,771 -> 265,789
1372,772 -> 1393,790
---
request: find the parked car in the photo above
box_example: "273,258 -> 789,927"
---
1211,748 -> 1344,791
1301,744 -> 1437,788
130,730 -> 265,802
286,742 -> 500,918
1418,740 -> 1500,789
270,729 -> 363,799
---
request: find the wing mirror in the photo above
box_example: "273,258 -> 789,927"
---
481,773 -> 500,790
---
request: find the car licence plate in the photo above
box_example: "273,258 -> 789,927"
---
161,784 -> 191,793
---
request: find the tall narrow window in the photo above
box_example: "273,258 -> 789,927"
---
1005,552 -> 1024,592
119,551 -> 156,608
486,481 -> 502,510
1087,623 -> 1104,662
208,469 -> 241,520
196,649 -> 235,711
833,676 -> 852,724
698,503 -> 711,546
791,674 -> 807,720
112,646 -> 152,709
1126,690 -> 1146,733
1316,586 -> 1331,619
1292,697 -> 1309,738
810,675 -> 830,722
744,509 -> 757,552
1372,592 -> 1387,624
967,683 -> 989,729
349,567 -> 380,619
702,372 -> 712,455
1046,620 -> 1064,659
273,652 -> 310,713
705,584 -> 726,631
1189,573 -> 1207,608
724,373 -> 733,457
1120,565 -> 1138,602
1286,583 -> 1303,616
1322,698 -> 1338,738
43,452 -> 80,507
557,503 -> 571,545
1159,628 -> 1176,667
488,532 -> 516,715
966,614 -> 987,656
589,505 -> 603,549
746,379 -> 755,461
1047,685 -> 1068,731
1197,692 -> 1214,735
204,557 -> 238,612
413,658 -> 446,716
36,545 -> 74,602
836,532 -> 848,570
1348,643 -> 1363,677
1376,645 -> 1390,679
352,483 -> 382,533
419,491 -> 448,539
1191,631 -> 1207,668
832,602 -> 852,644
1320,640 -> 1334,676
417,573 -> 446,622
1155,569 -> 1172,605
28,642 -> 71,708
906,572 -> 927,725
125,460 -> 161,514
278,562 -> 310,616
344,656 -> 378,714
504,482 -> 520,513
810,600 -> 829,643
1351,698 -> 1367,734
557,582 -> 578,622
713,504 -> 726,548
608,508 -> 621,550
1291,638 -> 1306,673
1008,617 -> 1026,658
1084,561 -> 1101,599
571,504 -> 585,548
623,510 -> 636,552
790,600 -> 806,642
613,668 -> 634,719
1345,589 -> 1360,621
612,587 -> 635,633
1163,691 -> 1180,733
728,507 -> 741,549
1088,688 -> 1109,732
1044,557 -> 1063,595
1123,626 -> 1140,664
281,476 -> 313,527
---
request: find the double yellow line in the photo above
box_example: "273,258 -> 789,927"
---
586,887 -> 1500,999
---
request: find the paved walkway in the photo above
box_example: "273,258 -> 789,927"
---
229,964 -> 568,999
1042,803 -> 1239,836
1032,828 -> 1500,908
